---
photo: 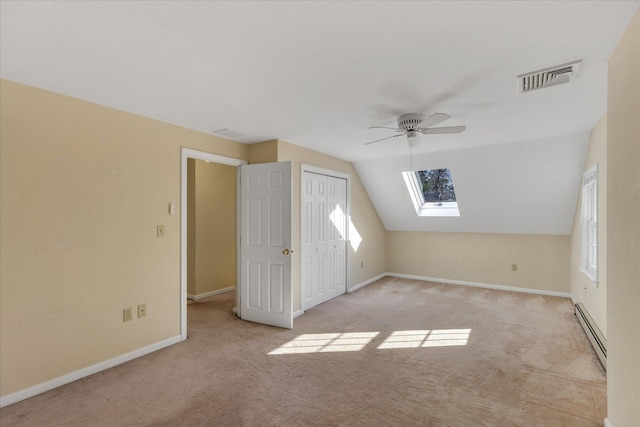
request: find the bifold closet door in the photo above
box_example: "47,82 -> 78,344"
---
326,176 -> 347,300
302,172 -> 327,310
302,171 -> 347,311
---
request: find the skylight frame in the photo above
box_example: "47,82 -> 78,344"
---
402,169 -> 460,217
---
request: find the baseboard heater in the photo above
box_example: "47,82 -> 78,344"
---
575,303 -> 607,369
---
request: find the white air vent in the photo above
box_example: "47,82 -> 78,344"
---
212,128 -> 244,139
517,60 -> 582,93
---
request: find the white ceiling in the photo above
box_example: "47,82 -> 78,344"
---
2,1 -> 638,235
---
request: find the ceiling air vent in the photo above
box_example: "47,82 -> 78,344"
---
212,128 -> 244,139
517,60 -> 582,93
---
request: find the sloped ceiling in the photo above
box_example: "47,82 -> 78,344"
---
1,1 -> 638,235
355,133 -> 590,234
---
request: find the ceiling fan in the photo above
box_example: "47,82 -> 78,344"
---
365,113 -> 466,146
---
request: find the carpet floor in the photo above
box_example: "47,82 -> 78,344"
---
0,277 -> 606,426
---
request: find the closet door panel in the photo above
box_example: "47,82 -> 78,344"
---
327,176 -> 347,297
302,171 -> 347,311
301,176 -> 315,308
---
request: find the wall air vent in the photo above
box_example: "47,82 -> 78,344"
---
517,60 -> 582,93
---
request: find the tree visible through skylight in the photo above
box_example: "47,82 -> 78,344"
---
417,169 -> 456,204
402,168 -> 460,217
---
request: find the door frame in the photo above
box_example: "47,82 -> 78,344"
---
299,163 -> 351,315
180,148 -> 246,340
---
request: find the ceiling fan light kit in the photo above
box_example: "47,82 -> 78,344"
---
406,130 -> 419,146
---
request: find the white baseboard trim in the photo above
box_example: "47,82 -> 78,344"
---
570,294 -> 577,306
348,273 -> 387,293
386,273 -> 572,299
295,273 -> 387,317
187,286 -> 235,301
604,418 -> 612,427
0,335 -> 182,409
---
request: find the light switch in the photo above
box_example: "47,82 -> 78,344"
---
157,225 -> 165,237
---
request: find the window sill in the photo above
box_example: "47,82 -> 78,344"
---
417,206 -> 460,217
581,268 -> 599,287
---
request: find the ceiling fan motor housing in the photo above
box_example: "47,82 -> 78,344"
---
397,113 -> 425,131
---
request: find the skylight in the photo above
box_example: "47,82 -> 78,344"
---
402,168 -> 460,217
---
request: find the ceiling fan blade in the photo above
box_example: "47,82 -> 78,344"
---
368,126 -> 403,132
419,125 -> 467,135
364,133 -> 406,145
419,113 -> 451,128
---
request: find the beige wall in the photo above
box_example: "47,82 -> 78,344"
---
570,115 -> 607,336
606,9 -> 640,427
388,231 -> 570,293
190,160 -> 237,296
0,79 -> 386,397
276,140 -> 387,311
0,79 -> 248,397
248,139 -> 278,164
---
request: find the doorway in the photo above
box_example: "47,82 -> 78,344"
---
180,148 -> 245,340
187,159 -> 237,300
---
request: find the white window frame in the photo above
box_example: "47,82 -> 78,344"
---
581,164 -> 598,286
402,170 -> 460,217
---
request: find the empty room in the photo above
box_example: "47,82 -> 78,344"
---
1,1 -> 638,426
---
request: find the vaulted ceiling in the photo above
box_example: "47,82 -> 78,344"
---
2,1 -> 638,234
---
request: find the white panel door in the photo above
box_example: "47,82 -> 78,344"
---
240,162 -> 292,329
302,171 -> 347,311
327,176 -> 347,299
302,172 -> 327,310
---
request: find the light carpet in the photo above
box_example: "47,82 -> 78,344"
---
0,277 -> 606,426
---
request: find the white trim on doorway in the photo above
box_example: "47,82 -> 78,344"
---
180,148 -> 246,340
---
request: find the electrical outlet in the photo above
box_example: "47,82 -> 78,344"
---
511,264 -> 518,272
137,303 -> 146,318
123,307 -> 133,322
157,225 -> 165,237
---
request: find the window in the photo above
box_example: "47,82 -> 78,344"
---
581,164 -> 598,285
402,168 -> 460,217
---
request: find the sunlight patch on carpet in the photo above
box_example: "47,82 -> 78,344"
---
268,329 -> 471,355
268,332 -> 379,355
377,329 -> 471,349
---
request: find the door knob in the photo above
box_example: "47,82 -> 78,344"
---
282,248 -> 290,255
